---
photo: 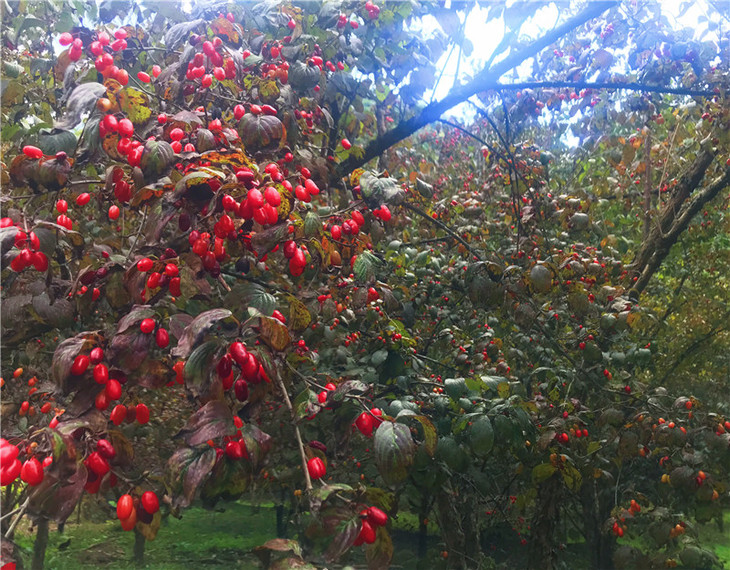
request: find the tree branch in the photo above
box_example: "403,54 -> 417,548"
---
334,1 -> 618,179
632,161 -> 730,294
403,202 -> 482,261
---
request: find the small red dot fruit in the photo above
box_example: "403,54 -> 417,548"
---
140,318 -> 155,334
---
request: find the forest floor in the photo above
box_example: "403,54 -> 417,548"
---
10,501 -> 730,569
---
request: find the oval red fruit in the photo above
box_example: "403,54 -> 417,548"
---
20,457 -> 44,486
71,354 -> 90,375
22,145 -> 43,159
155,328 -> 170,348
307,457 -> 326,480
139,318 -> 155,334
141,491 -> 159,514
117,494 -> 134,520
136,403 -> 150,424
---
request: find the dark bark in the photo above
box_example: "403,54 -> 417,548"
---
580,480 -> 616,570
335,1 -> 618,179
631,157 -> 730,294
528,474 -> 561,570
133,529 -> 145,567
31,518 -> 49,570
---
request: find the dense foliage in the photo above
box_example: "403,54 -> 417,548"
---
1,1 -> 729,569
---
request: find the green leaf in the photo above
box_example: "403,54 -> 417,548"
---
444,377 -> 467,400
353,250 -> 380,282
469,416 -> 494,457
371,348 -> 388,366
532,463 -> 557,484
373,421 -> 415,486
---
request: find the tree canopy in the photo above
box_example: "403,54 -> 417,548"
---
1,1 -> 729,569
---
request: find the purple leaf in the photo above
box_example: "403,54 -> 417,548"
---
171,308 -> 234,359
177,400 -> 235,447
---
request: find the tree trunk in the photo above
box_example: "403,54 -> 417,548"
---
418,501 -> 429,560
32,518 -> 49,570
528,474 -> 561,570
133,529 -> 145,567
580,480 -> 615,569
276,503 -> 287,537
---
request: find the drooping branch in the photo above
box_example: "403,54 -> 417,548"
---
334,1 -> 618,179
630,156 -> 730,295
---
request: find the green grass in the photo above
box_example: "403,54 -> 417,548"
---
12,503 -> 729,569
14,502 -> 276,569
698,511 -> 730,568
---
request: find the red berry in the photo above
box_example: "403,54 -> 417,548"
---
71,354 -> 90,375
358,520 -> 376,544
22,145 -> 43,159
97,439 -> 116,460
110,404 -> 127,426
367,506 -> 388,527
93,363 -> 109,385
141,491 -> 159,514
86,452 -> 110,476
117,494 -> 134,520
355,412 -> 374,437
20,457 -> 44,486
155,328 -> 170,348
137,257 -> 153,272
105,378 -> 122,400
307,457 -> 326,480
140,318 -> 155,334
136,403 -> 150,424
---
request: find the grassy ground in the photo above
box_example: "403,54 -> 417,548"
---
13,502 -> 276,569
11,502 -> 730,569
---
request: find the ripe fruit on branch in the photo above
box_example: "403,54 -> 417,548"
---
307,457 -> 326,480
367,506 -> 388,527
71,354 -> 90,375
140,318 -> 156,334
117,494 -> 134,520
20,457 -> 44,486
141,491 -> 159,514
355,412 -> 374,437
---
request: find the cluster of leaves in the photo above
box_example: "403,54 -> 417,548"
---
1,1 -> 729,569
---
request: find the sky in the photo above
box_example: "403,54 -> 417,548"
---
421,0 -> 722,119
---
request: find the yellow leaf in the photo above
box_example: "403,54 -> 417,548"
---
288,296 -> 311,332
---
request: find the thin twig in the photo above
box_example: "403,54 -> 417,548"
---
403,203 -> 482,261
275,371 -> 313,492
125,205 -> 149,262
4,496 -> 30,539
